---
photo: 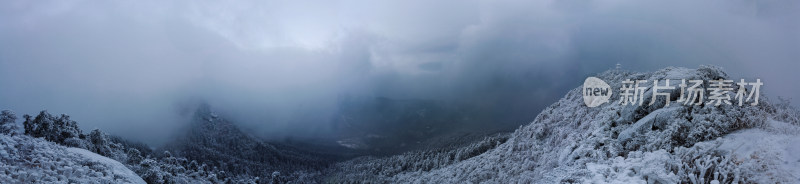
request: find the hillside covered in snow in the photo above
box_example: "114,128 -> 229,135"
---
2,66 -> 799,183
1,106 -> 329,183
329,66 -> 800,183
0,133 -> 144,183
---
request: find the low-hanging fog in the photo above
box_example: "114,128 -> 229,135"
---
1,0 -> 798,146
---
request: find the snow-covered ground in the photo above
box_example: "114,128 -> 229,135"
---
0,134 -> 144,183
716,120 -> 800,182
583,119 -> 800,184
66,148 -> 146,183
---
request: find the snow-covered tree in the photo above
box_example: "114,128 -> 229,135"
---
0,110 -> 19,135
88,129 -> 112,157
127,148 -> 144,165
22,111 -> 82,144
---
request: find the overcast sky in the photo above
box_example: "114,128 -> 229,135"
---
1,0 -> 798,144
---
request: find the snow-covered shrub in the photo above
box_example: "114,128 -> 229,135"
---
63,137 -> 92,150
769,96 -> 800,126
585,150 -> 679,184
672,138 -> 786,184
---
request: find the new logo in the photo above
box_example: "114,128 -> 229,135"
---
583,77 -> 612,107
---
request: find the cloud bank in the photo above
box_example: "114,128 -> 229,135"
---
1,0 -> 797,144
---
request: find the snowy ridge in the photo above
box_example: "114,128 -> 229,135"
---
333,66 -> 800,183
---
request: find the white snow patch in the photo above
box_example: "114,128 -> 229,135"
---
0,134 -> 145,183
586,150 -> 679,184
67,148 -> 146,184
718,125 -> 800,182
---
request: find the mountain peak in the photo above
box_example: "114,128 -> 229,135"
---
337,66 -> 800,183
192,102 -> 218,122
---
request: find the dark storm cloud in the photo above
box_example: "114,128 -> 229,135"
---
0,0 -> 798,144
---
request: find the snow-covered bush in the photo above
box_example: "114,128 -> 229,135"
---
769,96 -> 800,126
63,137 -> 92,150
585,150 -> 679,183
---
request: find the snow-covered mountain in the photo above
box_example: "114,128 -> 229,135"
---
1,109 -> 278,183
161,103 -> 336,179
330,66 -> 800,183
2,66 -> 799,183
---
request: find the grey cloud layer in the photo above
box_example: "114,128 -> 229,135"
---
1,0 -> 797,144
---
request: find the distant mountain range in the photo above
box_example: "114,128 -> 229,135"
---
2,66 -> 799,183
